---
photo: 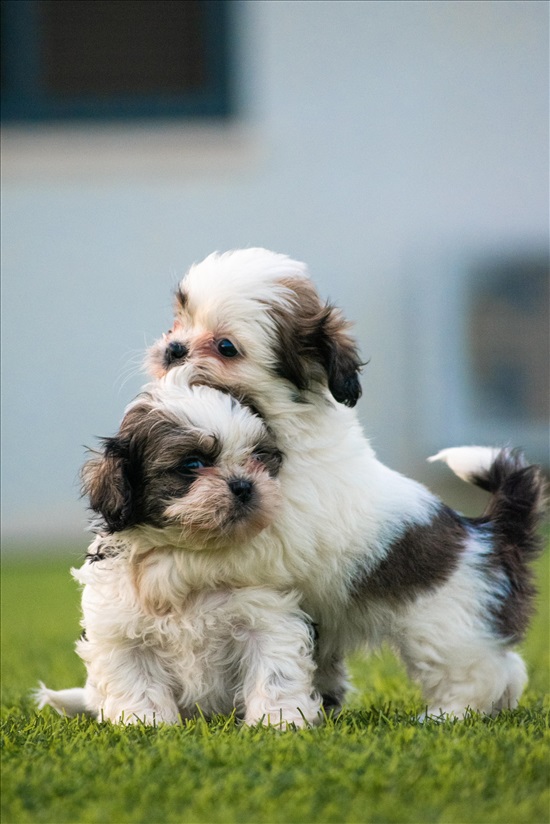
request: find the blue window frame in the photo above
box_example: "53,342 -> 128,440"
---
1,0 -> 231,121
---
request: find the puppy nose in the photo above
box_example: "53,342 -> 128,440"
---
228,479 -> 253,503
167,340 -> 188,361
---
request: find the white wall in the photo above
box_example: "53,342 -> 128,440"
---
2,0 -> 548,540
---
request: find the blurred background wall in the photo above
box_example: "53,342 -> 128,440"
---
2,0 -> 548,546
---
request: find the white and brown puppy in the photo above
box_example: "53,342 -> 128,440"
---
37,378 -> 321,727
146,248 -> 545,717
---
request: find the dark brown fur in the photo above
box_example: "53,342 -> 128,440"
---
352,505 -> 467,604
471,450 -> 546,642
175,287 -> 188,312
267,277 -> 363,406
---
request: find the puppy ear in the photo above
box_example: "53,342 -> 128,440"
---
81,438 -> 137,532
315,304 -> 363,407
271,279 -> 363,407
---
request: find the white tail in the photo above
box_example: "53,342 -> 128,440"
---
34,683 -> 89,717
427,446 -> 501,484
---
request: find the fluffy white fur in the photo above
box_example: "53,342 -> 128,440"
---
38,571 -> 319,728
38,249 -> 543,723
37,382 -> 321,728
141,249 -> 543,717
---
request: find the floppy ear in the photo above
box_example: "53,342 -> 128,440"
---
270,279 -> 363,407
313,303 -> 363,407
81,438 -> 137,532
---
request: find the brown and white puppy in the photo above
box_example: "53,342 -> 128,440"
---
36,378 -> 321,727
144,248 -> 545,718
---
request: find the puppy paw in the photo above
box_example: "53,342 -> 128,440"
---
245,702 -> 321,729
104,706 -> 179,726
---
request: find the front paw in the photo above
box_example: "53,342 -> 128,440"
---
102,706 -> 179,725
245,697 -> 321,729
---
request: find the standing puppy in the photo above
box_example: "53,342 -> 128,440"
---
37,379 -> 321,727
146,248 -> 545,717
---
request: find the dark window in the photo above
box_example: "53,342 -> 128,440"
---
468,256 -> 549,424
1,0 -> 230,121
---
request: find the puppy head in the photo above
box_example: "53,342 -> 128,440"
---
146,248 -> 362,409
82,379 -> 282,551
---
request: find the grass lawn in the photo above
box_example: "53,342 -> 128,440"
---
1,547 -> 549,824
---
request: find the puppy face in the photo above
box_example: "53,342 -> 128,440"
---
82,378 -> 282,550
146,248 -> 362,409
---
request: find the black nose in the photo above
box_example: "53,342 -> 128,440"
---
228,479 -> 254,503
166,340 -> 188,363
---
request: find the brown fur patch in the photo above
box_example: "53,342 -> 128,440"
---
81,451 -> 132,531
352,505 -> 466,604
267,277 -> 363,406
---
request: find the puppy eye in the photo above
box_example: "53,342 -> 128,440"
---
167,341 -> 188,361
177,456 -> 208,473
217,339 -> 239,358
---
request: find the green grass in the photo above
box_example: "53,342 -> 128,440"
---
2,549 -> 549,824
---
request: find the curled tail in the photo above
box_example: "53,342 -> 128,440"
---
428,446 -> 546,549
429,446 -> 547,641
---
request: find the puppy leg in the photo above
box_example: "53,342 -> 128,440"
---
395,596 -> 529,718
492,652 -> 528,713
416,649 -> 527,718
232,590 -> 321,728
77,637 -> 180,725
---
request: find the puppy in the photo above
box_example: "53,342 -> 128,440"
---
37,378 -> 321,727
145,248 -> 545,717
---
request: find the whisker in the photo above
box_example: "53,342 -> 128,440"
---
115,349 -> 148,393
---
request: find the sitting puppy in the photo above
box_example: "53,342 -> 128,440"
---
37,378 -> 321,727
146,248 -> 545,717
